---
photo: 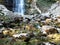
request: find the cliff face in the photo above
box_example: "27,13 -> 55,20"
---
4,0 -> 13,11
36,0 -> 56,13
0,0 -> 13,11
0,0 -> 57,14
25,0 -> 56,14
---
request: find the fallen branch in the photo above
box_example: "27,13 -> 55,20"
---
35,6 -> 41,14
31,0 -> 41,14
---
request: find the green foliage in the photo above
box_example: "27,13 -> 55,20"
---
36,0 -> 56,12
45,0 -> 56,2
0,39 -> 27,45
37,0 -> 56,7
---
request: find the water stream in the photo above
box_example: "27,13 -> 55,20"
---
13,0 -> 25,15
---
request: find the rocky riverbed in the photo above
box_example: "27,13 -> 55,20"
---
0,2 -> 60,45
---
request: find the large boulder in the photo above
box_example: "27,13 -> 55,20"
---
49,1 -> 60,18
0,4 -> 9,15
41,25 -> 58,34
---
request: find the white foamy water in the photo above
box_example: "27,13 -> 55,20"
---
13,0 -> 25,15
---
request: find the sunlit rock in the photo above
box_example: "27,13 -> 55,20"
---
45,18 -> 52,24
13,33 -> 28,38
47,34 -> 60,44
0,4 -> 9,15
41,25 -> 58,34
41,12 -> 50,17
49,1 -> 60,18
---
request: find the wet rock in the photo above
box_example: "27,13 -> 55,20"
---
0,27 -> 5,33
0,33 -> 4,38
14,17 -> 23,23
37,42 -> 45,45
0,23 -> 3,28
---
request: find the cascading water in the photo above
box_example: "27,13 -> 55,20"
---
13,0 -> 25,15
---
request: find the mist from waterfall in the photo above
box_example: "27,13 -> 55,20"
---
13,0 -> 25,15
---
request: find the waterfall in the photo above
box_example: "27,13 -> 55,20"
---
13,0 -> 25,15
